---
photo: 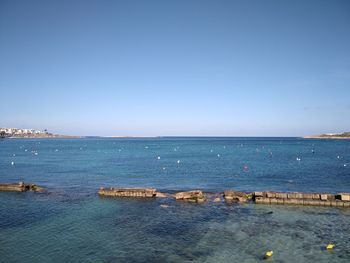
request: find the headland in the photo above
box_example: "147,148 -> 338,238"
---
304,132 -> 350,139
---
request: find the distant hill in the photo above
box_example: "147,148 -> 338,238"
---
304,132 -> 350,139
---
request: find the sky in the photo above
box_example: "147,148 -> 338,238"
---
0,0 -> 350,136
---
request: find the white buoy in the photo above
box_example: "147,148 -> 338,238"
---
34,152 -> 38,155
11,161 -> 14,165
344,164 -> 347,167
217,154 -> 220,157
177,160 -> 180,164
157,156 -> 161,160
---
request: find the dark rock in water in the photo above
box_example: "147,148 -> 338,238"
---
27,184 -> 45,192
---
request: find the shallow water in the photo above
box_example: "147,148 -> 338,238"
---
0,137 -> 350,262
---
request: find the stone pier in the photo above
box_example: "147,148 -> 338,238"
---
98,187 -> 157,198
0,182 -> 44,192
174,190 -> 206,203
224,190 -> 251,202
97,187 -> 350,208
253,191 -> 350,207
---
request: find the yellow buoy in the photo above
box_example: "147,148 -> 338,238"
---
326,244 -> 335,250
264,250 -> 273,258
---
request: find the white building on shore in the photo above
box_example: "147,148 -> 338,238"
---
0,128 -> 45,136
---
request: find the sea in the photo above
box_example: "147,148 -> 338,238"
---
0,137 -> 349,262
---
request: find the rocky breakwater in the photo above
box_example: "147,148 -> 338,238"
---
254,191 -> 350,207
98,187 -> 158,198
224,190 -> 252,203
174,190 -> 206,203
0,182 -> 45,192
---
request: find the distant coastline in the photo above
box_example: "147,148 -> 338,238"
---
9,134 -> 81,139
2,127 -> 350,139
304,132 -> 350,139
0,127 -> 80,139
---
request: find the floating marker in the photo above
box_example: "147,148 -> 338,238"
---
177,160 -> 180,164
217,154 -> 220,157
326,244 -> 335,250
264,250 -> 273,259
157,156 -> 161,160
11,161 -> 14,166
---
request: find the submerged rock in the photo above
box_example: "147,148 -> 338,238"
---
155,192 -> 168,198
213,197 -> 221,202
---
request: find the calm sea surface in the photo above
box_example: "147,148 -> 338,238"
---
0,137 -> 349,262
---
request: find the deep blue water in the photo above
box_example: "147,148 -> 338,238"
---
0,137 -> 350,262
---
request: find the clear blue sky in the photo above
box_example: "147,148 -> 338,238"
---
1,0 -> 349,136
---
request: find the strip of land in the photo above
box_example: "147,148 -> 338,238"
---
0,127 -> 80,138
304,132 -> 350,139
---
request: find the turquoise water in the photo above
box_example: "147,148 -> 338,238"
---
0,137 -> 350,262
